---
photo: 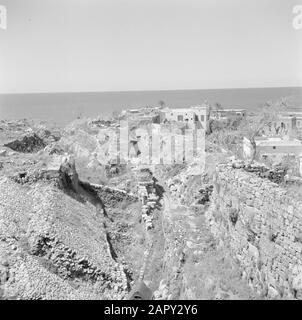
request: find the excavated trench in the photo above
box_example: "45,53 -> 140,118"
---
6,160 -> 256,300
12,158 -> 251,300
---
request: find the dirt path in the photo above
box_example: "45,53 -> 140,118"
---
141,207 -> 166,292
160,189 -> 257,300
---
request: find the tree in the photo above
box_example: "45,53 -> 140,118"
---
158,100 -> 166,108
112,110 -> 120,120
214,102 -> 222,110
209,102 -> 222,120
238,100 -> 288,162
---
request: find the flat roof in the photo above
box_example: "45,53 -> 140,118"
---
280,111 -> 302,116
213,108 -> 246,112
190,105 -> 208,109
165,108 -> 195,113
164,107 -> 207,113
254,137 -> 302,147
278,115 -> 295,119
244,136 -> 302,145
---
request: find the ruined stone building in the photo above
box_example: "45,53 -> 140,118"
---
243,136 -> 302,175
121,107 -> 161,124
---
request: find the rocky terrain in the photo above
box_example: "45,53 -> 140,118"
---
1,117 -> 301,300
0,119 -> 144,300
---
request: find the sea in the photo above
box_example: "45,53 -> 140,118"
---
0,87 -> 302,127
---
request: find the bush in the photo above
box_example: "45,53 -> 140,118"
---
38,257 -> 59,275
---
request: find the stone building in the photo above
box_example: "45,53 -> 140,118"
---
161,105 -> 210,132
281,111 -> 302,134
296,112 -> 302,132
269,111 -> 302,137
274,113 -> 297,136
210,108 -> 247,121
243,136 -> 302,175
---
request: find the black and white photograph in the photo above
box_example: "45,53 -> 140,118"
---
0,0 -> 302,305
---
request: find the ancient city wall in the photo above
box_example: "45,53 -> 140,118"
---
206,163 -> 302,299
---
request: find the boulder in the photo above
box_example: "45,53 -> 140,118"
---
267,286 -> 280,300
59,155 -> 80,193
4,133 -> 46,153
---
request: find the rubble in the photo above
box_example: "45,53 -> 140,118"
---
197,185 -> 213,205
0,177 -> 128,299
230,159 -> 287,184
0,153 -> 142,300
0,120 -> 61,154
4,133 -> 46,153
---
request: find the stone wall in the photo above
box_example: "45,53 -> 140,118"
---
89,184 -> 138,207
206,163 -> 302,299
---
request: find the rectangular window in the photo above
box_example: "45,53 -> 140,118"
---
177,115 -> 183,121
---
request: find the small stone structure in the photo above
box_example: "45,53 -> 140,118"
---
138,180 -> 158,231
136,168 -> 160,231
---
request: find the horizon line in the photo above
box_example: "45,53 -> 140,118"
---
1,85 -> 302,95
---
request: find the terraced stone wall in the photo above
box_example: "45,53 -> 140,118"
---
206,163 -> 302,299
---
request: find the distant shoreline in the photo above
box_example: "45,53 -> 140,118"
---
1,87 -> 301,127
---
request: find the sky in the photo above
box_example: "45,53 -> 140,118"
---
0,0 -> 301,93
